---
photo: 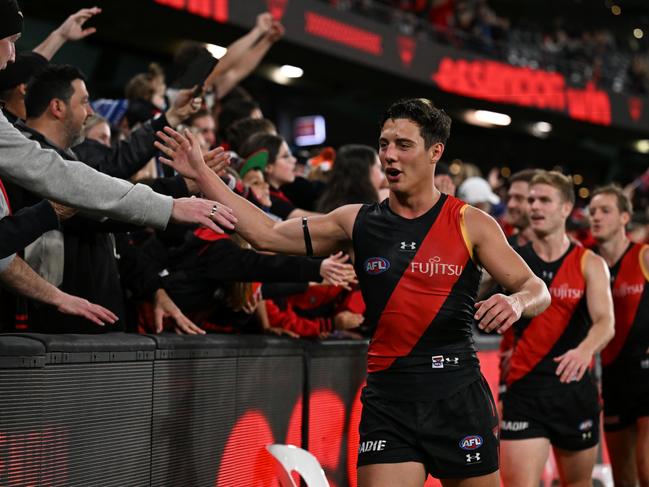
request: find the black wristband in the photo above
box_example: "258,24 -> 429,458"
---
302,217 -> 313,257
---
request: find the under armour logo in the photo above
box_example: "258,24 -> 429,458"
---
444,357 -> 459,366
466,453 -> 481,463
542,270 -> 554,281
400,241 -> 416,251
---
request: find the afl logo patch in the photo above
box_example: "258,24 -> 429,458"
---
364,257 -> 390,275
459,435 -> 483,450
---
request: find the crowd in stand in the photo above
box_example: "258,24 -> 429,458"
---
327,0 -> 649,94
0,3 -> 648,340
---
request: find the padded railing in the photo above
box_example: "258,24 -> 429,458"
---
0,333 -> 500,487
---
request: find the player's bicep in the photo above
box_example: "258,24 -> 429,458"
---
302,204 -> 360,257
467,207 -> 535,292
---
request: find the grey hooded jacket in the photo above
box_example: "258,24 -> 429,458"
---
0,110 -> 173,271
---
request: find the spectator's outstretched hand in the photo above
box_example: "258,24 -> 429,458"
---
153,289 -> 205,335
204,146 -> 231,175
256,12 -> 274,34
55,291 -> 117,326
320,252 -> 357,290
155,127 -> 209,180
165,87 -> 202,127
267,21 -> 285,42
55,7 -> 101,41
240,289 -> 262,314
170,197 -> 237,234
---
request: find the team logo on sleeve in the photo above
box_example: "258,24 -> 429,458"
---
364,257 -> 390,275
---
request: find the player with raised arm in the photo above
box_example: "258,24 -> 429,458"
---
156,98 -> 550,487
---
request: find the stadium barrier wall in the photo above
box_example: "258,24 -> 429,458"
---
0,333 -> 502,487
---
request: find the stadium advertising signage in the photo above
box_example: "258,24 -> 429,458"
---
154,0 -> 649,131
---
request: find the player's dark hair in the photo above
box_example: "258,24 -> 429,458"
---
380,98 -> 451,148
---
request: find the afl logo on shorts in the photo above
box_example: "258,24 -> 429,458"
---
459,435 -> 483,450
364,257 -> 390,275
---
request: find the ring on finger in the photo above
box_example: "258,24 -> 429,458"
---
209,204 -> 219,217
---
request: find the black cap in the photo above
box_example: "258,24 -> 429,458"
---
0,0 -> 23,40
0,51 -> 47,91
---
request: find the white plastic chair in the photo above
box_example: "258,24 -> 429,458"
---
266,444 -> 330,487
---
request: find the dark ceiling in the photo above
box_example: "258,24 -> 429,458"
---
16,0 -> 649,186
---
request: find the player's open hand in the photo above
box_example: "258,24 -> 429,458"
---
554,347 -> 592,383
474,293 -> 523,334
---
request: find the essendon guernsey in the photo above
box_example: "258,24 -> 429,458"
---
506,243 -> 590,392
352,194 -> 482,400
601,243 -> 649,370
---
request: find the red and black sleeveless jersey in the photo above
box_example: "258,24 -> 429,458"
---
506,243 -> 590,393
352,194 -> 482,400
601,243 -> 649,371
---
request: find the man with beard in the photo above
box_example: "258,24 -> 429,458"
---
4,64 -> 155,332
0,0 -> 235,258
590,185 -> 649,487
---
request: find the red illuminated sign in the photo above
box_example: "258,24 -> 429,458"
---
154,0 -> 228,23
304,12 -> 383,56
629,96 -> 643,121
432,57 -> 611,126
397,36 -> 416,68
266,0 -> 289,21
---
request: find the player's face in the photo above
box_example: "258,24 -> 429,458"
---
505,181 -> 530,230
378,118 -> 442,196
590,193 -> 628,242
528,183 -> 571,237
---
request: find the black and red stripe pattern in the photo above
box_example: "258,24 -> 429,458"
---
506,243 -> 590,392
601,243 -> 649,367
353,195 -> 482,400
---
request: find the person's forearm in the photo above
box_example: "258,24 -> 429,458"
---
32,30 -> 66,60
206,24 -> 264,86
194,167 -> 294,251
510,275 -> 550,318
0,256 -> 63,305
74,116 -> 167,180
0,113 -> 173,228
0,201 -> 59,258
222,37 -> 273,91
578,319 -> 615,355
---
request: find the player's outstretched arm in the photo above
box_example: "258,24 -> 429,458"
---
554,251 -> 614,383
465,207 -> 550,334
155,127 -> 357,256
